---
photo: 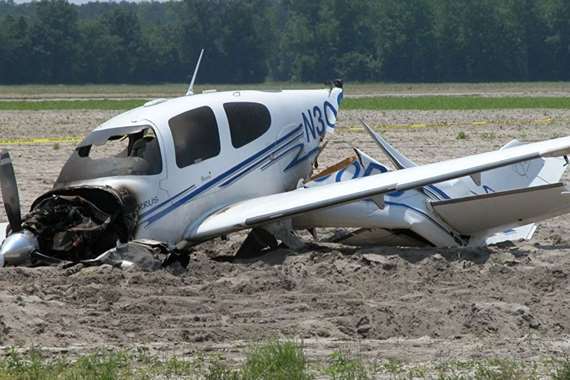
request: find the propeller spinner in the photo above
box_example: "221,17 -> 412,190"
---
0,150 -> 36,267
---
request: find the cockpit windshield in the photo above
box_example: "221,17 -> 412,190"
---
55,126 -> 162,186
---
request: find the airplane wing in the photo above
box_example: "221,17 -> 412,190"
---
191,136 -> 570,240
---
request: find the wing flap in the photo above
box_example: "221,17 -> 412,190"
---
191,136 -> 570,240
431,183 -> 570,234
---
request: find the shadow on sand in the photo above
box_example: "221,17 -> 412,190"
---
215,240 -> 499,266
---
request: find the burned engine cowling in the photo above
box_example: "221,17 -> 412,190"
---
22,186 -> 137,262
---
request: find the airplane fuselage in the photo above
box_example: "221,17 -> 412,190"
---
55,88 -> 343,246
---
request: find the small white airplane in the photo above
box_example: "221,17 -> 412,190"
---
2,54 -> 570,267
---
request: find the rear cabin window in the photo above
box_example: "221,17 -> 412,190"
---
223,102 -> 271,148
169,106 -> 220,168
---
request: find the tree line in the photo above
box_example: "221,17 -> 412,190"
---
0,0 -> 568,84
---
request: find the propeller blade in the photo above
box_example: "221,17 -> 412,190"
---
0,150 -> 22,232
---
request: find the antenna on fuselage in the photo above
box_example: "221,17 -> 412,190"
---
186,49 -> 205,96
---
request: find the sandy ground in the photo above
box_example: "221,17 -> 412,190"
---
0,108 -> 569,366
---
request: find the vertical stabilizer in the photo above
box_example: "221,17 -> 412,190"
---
324,80 -> 344,134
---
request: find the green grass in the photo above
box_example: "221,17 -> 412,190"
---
551,358 -> 570,380
324,351 -> 372,380
0,82 -> 325,98
240,339 -> 312,380
1,82 -> 570,98
1,95 -> 570,111
0,99 -> 145,110
0,349 -> 135,380
0,83 -> 188,97
0,348 -> 194,380
342,96 -> 570,110
456,131 -> 468,140
0,341 -> 312,380
0,343 -> 569,379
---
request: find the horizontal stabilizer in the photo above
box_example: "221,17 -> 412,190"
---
431,183 -> 570,235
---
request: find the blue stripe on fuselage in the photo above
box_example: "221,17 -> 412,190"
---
284,145 -> 321,171
141,125 -> 304,226
221,131 -> 304,187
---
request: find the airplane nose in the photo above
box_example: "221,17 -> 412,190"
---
0,230 -> 38,267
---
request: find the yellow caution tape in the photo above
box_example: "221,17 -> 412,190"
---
345,116 -> 563,132
538,117 -> 553,124
0,136 -> 81,145
0,115 -> 562,143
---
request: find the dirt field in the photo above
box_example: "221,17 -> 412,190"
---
2,82 -> 570,100
1,107 -> 570,370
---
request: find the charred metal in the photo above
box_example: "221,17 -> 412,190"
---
12,186 -> 137,265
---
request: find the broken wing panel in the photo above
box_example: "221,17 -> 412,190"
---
361,121 -> 417,169
190,136 -> 570,240
484,224 -> 537,245
431,183 -> 570,235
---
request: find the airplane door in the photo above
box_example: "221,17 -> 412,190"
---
162,105 -> 231,224
139,105 -> 229,242
167,105 -> 229,188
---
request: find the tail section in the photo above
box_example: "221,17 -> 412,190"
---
359,129 -> 567,201
361,133 -> 570,245
324,80 -> 344,134
471,139 -> 567,193
434,139 -> 569,245
302,130 -> 570,247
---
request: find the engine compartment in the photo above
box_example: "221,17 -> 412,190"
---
22,186 -> 138,262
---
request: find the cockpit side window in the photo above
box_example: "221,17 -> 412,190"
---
168,106 -> 220,168
223,102 -> 271,148
55,127 -> 162,186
